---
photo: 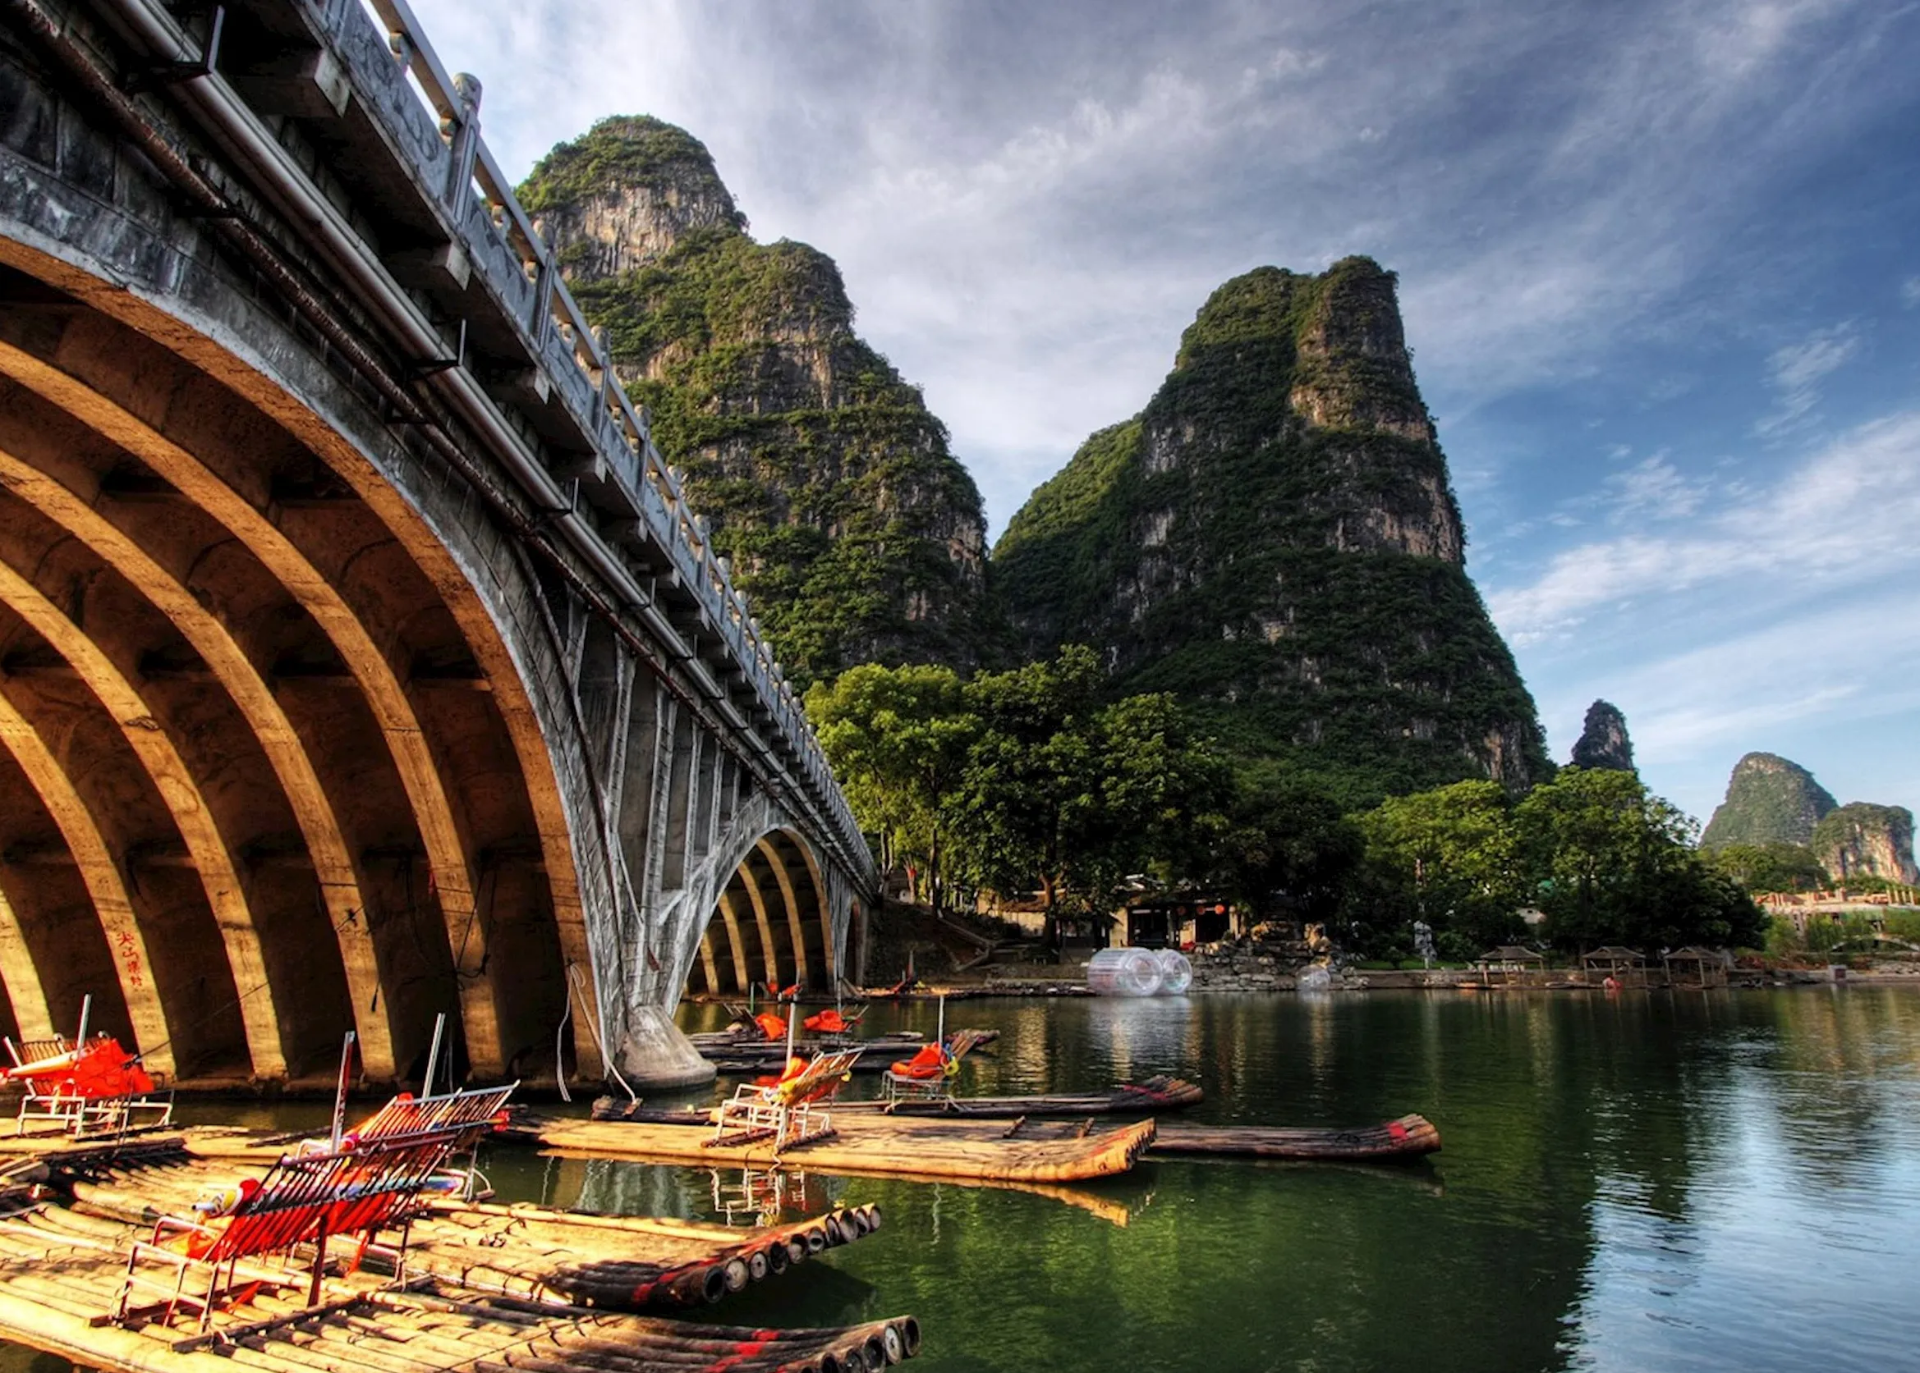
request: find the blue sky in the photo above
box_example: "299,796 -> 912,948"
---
405,0 -> 1920,831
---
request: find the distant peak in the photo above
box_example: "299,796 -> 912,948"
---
1701,751 -> 1837,849
520,114 -> 745,279
1570,699 -> 1635,773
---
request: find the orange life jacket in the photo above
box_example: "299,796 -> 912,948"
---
890,1043 -> 947,1080
803,1010 -> 849,1034
20,1037 -> 155,1099
753,1012 -> 787,1041
754,1055 -> 810,1090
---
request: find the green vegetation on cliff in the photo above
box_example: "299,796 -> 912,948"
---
1699,752 -> 1837,849
520,118 -> 999,687
519,116 -> 746,228
994,258 -> 1548,807
1812,802 -> 1919,883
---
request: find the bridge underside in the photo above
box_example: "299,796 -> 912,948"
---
0,0 -> 876,1091
0,264 -> 563,1084
0,262 -> 861,1090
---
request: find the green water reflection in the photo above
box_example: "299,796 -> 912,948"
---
17,988 -> 1920,1372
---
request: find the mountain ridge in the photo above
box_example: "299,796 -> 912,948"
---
520,116 -> 1002,687
993,258 -> 1549,804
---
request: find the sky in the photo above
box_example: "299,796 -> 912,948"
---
403,0 -> 1920,832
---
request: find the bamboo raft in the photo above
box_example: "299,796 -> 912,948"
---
590,1075 -> 1204,1124
56,1146 -> 883,1313
1149,1113 -> 1441,1162
576,1102 -> 1436,1165
0,1170 -> 919,1373
532,1113 -> 1157,1185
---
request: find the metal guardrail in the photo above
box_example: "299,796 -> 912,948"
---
105,0 -> 870,876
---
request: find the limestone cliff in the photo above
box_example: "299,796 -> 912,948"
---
520,117 -> 997,685
1811,803 -> 1919,884
1700,753 -> 1837,849
993,258 -> 1549,803
1570,700 -> 1635,773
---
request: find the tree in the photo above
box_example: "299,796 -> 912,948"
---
951,647 -> 1230,947
1516,766 -> 1764,951
806,662 -> 978,912
1704,842 -> 1829,895
1212,764 -> 1362,927
1350,780 -> 1528,957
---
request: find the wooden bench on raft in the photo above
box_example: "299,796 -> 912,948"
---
107,1082 -> 514,1337
706,1049 -> 863,1151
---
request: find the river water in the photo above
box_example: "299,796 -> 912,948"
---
12,987 -> 1920,1372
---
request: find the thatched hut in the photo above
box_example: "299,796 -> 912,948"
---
1582,946 -> 1647,988
1477,945 -> 1546,988
1663,946 -> 1728,988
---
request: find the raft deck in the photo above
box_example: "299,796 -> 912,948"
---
0,1188 -> 919,1373
532,1112 -> 1157,1185
56,1146 -> 883,1313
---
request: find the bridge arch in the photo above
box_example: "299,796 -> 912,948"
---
688,828 -> 853,1000
0,436 -> 393,1075
0,1 -> 876,1091
0,267 -> 578,1084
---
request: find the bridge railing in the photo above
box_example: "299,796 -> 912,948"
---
170,0 -> 868,871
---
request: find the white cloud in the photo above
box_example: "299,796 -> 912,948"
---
1537,587 -> 1920,824
1490,409 -> 1920,642
1603,453 -> 1710,522
399,0 -> 1909,535
1753,322 -> 1860,438
1902,276 -> 1920,308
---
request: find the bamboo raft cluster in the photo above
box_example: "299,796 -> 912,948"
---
558,1098 -> 1439,1172
0,1142 -> 920,1373
60,1148 -> 883,1313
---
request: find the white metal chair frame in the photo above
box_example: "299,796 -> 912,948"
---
708,1049 -> 863,1151
4,1034 -> 174,1137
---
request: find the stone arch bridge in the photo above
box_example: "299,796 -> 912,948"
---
0,0 -> 878,1087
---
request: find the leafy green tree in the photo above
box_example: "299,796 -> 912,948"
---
1210,763 -> 1362,925
951,646 -> 1230,946
1704,842 -> 1829,895
1350,780 -> 1528,955
806,662 -> 978,912
1516,767 -> 1764,951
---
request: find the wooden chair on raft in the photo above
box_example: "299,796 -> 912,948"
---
4,1033 -> 75,1132
108,1082 -> 514,1335
706,1049 -> 863,1151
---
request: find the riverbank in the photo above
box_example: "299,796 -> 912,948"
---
883,959 -> 1920,998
